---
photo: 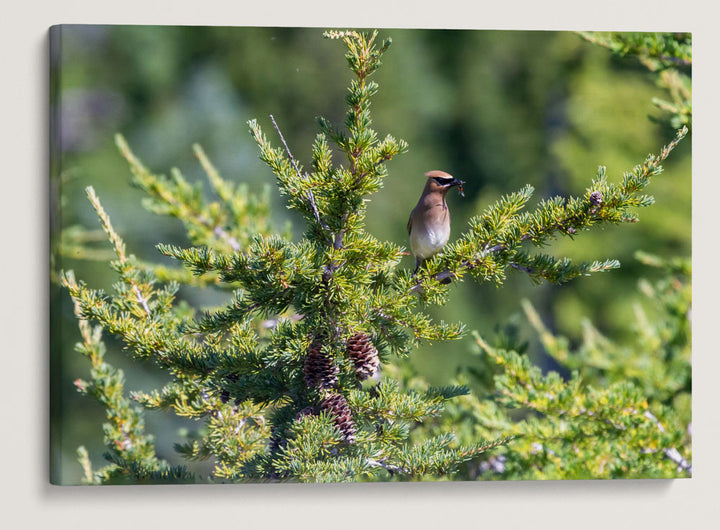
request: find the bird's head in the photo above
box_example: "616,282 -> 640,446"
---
424,170 -> 465,197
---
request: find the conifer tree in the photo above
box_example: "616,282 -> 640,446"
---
59,29 -> 688,483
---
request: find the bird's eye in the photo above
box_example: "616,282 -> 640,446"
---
433,177 -> 454,186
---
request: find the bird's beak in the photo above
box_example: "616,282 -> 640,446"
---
450,178 -> 465,197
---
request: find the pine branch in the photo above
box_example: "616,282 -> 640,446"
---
86,186 -> 152,317
465,253 -> 692,480
116,134 -> 262,252
412,126 -> 688,290
61,271 -> 167,483
367,457 -> 407,475
577,32 -> 692,69
578,32 -> 691,128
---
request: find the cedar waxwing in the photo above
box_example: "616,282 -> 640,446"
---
407,170 -> 465,273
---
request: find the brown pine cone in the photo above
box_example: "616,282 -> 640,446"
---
304,343 -> 338,390
320,392 -> 356,444
295,406 -> 316,421
346,332 -> 380,380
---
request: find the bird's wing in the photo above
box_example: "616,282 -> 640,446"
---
407,211 -> 413,235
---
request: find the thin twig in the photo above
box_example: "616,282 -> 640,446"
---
367,458 -> 407,476
132,285 -> 152,317
213,226 -> 241,252
643,411 -> 692,473
410,233 -> 538,291
269,114 -> 329,234
510,263 -> 534,274
86,187 -> 152,318
333,214 -> 349,250
269,114 -> 304,179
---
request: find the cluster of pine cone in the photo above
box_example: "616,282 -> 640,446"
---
303,332 -> 380,389
300,332 -> 380,444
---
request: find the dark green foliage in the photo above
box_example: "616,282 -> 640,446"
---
59,29 -> 689,483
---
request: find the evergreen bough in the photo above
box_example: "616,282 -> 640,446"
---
59,30 -> 689,483
427,251 -> 691,480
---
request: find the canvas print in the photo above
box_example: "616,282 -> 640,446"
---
50,26 -> 691,484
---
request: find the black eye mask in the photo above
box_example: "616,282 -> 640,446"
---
433,176 -> 465,197
433,176 -> 455,186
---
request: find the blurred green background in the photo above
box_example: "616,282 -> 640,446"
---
50,26 -> 691,485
